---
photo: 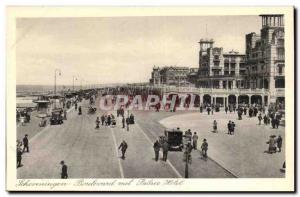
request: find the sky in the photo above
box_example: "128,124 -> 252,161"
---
16,16 -> 261,85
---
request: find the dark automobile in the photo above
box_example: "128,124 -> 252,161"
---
88,106 -> 97,114
160,129 -> 183,151
50,110 -> 63,125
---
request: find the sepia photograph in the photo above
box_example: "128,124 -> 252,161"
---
6,6 -> 295,192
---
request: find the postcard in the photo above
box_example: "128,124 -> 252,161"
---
6,6 -> 295,192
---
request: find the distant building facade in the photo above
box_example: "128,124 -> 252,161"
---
150,66 -> 193,86
149,15 -> 285,107
245,14 -> 285,104
193,14 -> 285,106
197,39 -> 246,89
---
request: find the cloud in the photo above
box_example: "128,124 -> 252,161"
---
16,16 -> 261,85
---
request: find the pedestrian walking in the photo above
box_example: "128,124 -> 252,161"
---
277,135 -> 283,152
271,118 -> 276,129
230,121 -> 235,135
275,116 -> 280,129
60,160 -> 68,179
185,129 -> 192,142
192,132 -> 198,150
266,135 -> 276,154
263,115 -> 268,125
107,115 -> 111,126
63,109 -> 67,120
126,117 -> 130,131
213,120 -> 217,133
162,141 -> 169,162
225,106 -> 228,114
75,102 -> 78,111
20,116 -> 25,126
122,116 -> 125,128
78,106 -> 82,115
243,107 -> 247,115
22,134 -> 29,153
100,115 -> 105,125
185,142 -> 193,164
201,139 -> 208,158
153,140 -> 161,161
227,121 -> 231,134
118,140 -> 128,159
95,117 -> 100,129
17,146 -> 23,168
230,122 -> 235,135
258,113 -> 262,125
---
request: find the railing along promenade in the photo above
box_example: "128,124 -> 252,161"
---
149,85 -> 269,95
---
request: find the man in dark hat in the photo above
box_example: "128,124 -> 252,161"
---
227,121 -> 232,135
60,160 -> 68,179
78,106 -> 82,115
17,146 -> 23,168
192,132 -> 198,150
230,122 -> 236,135
101,115 -> 105,126
126,117 -> 130,131
258,113 -> 262,125
277,135 -> 283,152
22,134 -> 29,153
162,141 -> 169,162
75,102 -> 78,110
122,116 -> 125,129
95,117 -> 100,129
153,140 -> 161,162
118,140 -> 128,160
201,139 -> 208,158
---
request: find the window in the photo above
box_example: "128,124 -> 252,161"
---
278,65 -> 283,74
277,48 -> 284,60
213,71 -> 220,76
275,79 -> 285,88
277,39 -> 284,46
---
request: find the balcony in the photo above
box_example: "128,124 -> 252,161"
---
274,56 -> 285,62
275,72 -> 285,77
275,88 -> 285,97
212,66 -> 222,70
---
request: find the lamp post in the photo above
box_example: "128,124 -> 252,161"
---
80,79 -> 84,90
73,76 -> 78,92
54,69 -> 61,108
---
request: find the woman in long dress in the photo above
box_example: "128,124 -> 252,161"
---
213,120 -> 217,133
20,116 -> 25,126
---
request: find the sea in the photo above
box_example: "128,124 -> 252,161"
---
16,85 -> 75,106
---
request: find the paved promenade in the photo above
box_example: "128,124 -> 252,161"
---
160,111 -> 285,178
17,99 -> 234,179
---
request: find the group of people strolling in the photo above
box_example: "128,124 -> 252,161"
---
266,135 -> 283,154
96,114 -> 116,128
16,134 -> 29,168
